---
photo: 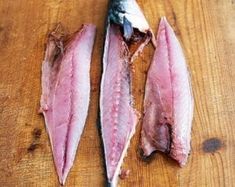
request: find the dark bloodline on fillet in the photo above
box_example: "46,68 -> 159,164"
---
166,123 -> 172,154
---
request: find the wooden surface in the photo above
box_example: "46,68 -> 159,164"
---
0,0 -> 235,186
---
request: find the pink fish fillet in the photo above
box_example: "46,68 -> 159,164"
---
141,17 -> 194,166
100,0 -> 153,186
40,24 -> 96,184
100,24 -> 138,187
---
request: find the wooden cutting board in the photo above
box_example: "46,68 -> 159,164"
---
0,0 -> 234,186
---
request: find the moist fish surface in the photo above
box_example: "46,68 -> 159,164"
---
141,17 -> 194,166
40,24 -> 96,184
100,0 -> 152,186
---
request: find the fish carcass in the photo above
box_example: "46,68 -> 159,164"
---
40,24 -> 96,184
141,17 -> 194,166
99,0 -> 153,186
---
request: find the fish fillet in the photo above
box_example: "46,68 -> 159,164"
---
141,17 -> 194,166
100,0 -> 152,186
40,24 -> 96,184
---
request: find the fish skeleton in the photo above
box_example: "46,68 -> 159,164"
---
99,0 -> 152,186
141,17 -> 194,166
40,24 -> 96,184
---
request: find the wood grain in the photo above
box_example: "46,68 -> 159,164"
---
0,0 -> 234,186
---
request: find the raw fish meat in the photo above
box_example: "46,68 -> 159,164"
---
100,0 -> 152,186
141,17 -> 194,166
40,24 -> 96,184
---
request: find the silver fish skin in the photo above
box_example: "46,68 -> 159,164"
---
108,0 -> 150,38
108,0 -> 155,60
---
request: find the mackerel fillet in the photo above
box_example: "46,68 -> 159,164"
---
141,18 -> 194,166
40,24 -> 96,184
100,0 -> 152,186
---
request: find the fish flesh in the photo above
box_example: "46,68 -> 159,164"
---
100,24 -> 138,187
141,17 -> 194,166
40,24 -> 96,184
100,0 -> 152,186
